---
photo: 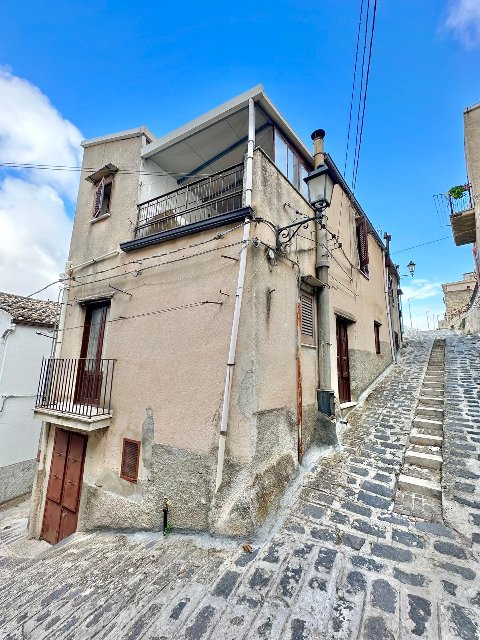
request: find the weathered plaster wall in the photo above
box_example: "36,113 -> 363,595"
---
0,317 -> 54,504
0,459 -> 36,504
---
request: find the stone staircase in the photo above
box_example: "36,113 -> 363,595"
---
395,339 -> 446,520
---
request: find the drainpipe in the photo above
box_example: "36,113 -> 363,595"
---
0,325 -> 15,386
312,129 -> 333,412
215,99 -> 255,492
38,262 -> 72,471
296,277 -> 304,462
382,252 -> 397,364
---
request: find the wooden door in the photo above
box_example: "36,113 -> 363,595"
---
336,319 -> 351,403
75,303 -> 109,406
41,428 -> 87,545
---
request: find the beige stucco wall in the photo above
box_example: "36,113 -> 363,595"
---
30,139 -> 395,540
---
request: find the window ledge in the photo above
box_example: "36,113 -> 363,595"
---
301,343 -> 317,349
91,213 -> 111,224
358,269 -> 370,280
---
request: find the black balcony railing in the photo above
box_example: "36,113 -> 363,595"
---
135,163 -> 244,239
36,357 -> 115,419
448,185 -> 474,215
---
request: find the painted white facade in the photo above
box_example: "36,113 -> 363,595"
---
0,309 -> 55,504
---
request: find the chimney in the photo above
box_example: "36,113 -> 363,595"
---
311,129 -> 326,169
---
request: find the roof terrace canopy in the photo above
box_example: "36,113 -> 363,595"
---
141,85 -> 313,182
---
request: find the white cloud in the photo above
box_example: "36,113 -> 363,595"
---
0,70 -> 83,299
444,0 -> 480,49
0,178 -> 72,299
400,278 -> 443,301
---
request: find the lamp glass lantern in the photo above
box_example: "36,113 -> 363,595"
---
303,164 -> 335,210
407,261 -> 416,277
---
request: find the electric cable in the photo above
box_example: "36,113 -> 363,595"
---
352,0 -> 378,191
344,0 -> 366,178
391,236 -> 451,254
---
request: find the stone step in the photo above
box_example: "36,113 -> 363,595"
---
398,474 -> 442,498
422,381 -> 443,390
420,388 -> 444,397
419,396 -> 444,408
413,417 -> 443,431
410,430 -> 443,447
405,450 -> 443,470
416,406 -> 444,419
424,373 -> 444,380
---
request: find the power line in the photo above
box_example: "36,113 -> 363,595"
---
72,221 -> 246,281
352,0 -> 378,191
350,0 -> 371,189
344,0 -> 366,178
391,236 -> 451,254
68,239 -> 246,289
57,300 -> 222,333
0,161 -> 218,180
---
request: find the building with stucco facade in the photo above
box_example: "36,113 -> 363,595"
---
0,293 -> 58,504
29,86 -> 403,543
447,102 -> 480,332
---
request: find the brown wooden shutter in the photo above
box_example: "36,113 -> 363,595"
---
356,216 -> 369,273
120,439 -> 140,482
300,291 -> 315,345
93,178 -> 105,219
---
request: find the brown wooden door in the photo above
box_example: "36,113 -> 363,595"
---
41,428 -> 87,544
75,303 -> 109,406
336,319 -> 351,403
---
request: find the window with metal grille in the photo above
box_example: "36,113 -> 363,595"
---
300,291 -> 315,345
374,322 -> 381,354
120,439 -> 140,482
356,216 -> 369,275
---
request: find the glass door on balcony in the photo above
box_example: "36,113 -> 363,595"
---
75,302 -> 110,407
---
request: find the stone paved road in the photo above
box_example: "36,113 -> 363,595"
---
1,332 -> 480,639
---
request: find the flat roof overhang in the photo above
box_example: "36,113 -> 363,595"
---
451,208 -> 476,246
141,85 -> 313,181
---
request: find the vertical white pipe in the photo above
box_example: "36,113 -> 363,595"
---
383,256 -> 396,364
215,98 -> 255,492
245,98 -> 255,208
38,263 -> 71,471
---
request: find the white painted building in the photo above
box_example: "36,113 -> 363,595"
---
0,293 -> 59,504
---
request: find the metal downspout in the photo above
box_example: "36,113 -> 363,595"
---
38,262 -> 71,472
383,256 -> 397,365
312,130 -> 332,398
215,98 -> 255,492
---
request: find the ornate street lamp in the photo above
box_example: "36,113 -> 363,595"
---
407,261 -> 416,277
275,164 -> 336,250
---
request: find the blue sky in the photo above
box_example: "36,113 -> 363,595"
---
0,0 -> 479,327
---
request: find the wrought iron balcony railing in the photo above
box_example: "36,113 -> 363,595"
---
448,185 -> 474,215
36,357 -> 115,419
135,163 -> 244,239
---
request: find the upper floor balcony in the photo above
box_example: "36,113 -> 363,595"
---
34,357 -> 115,432
121,164 -> 250,251
448,185 -> 476,246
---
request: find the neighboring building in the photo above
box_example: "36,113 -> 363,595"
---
447,102 -> 480,332
30,86 -> 403,543
0,293 -> 58,504
439,272 -> 476,329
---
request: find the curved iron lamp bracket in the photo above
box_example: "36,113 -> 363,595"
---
275,203 -> 327,251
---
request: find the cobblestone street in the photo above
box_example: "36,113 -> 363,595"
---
1,332 -> 480,639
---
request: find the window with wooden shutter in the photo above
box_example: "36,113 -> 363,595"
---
356,216 -> 369,275
374,322 -> 381,354
92,177 -> 113,219
120,439 -> 140,482
300,291 -> 315,345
